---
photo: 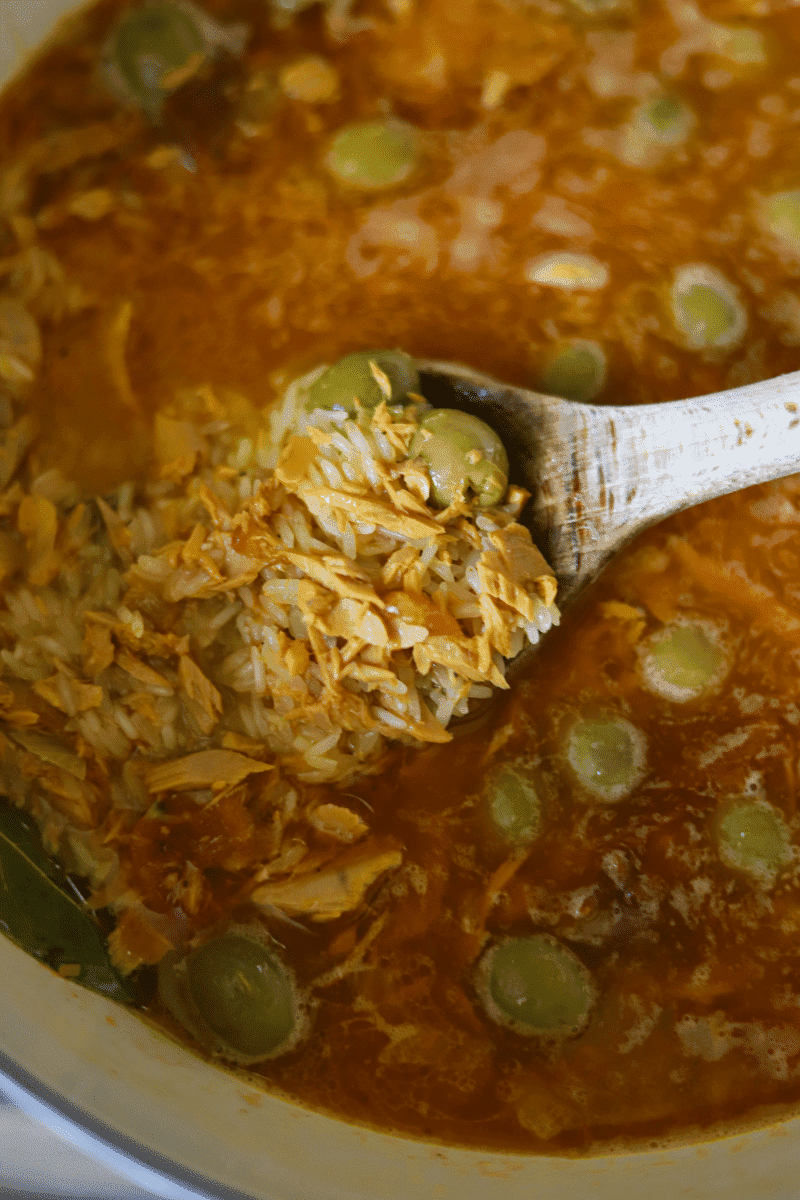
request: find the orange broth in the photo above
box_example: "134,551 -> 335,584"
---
2,0 -> 800,1155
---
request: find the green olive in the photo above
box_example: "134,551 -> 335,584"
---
186,932 -> 299,1059
476,934 -> 597,1039
304,349 -> 420,414
565,715 -> 646,802
525,252 -> 609,292
714,800 -> 792,886
110,2 -> 205,111
540,340 -> 606,402
619,94 -> 696,168
638,620 -> 728,702
676,285 -> 736,344
409,408 -> 509,508
485,762 -> 542,846
722,26 -> 767,65
670,265 -> 746,350
325,120 -> 420,190
759,189 -> 800,255
637,94 -> 694,145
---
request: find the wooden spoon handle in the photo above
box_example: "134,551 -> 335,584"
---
535,369 -> 800,600
418,358 -> 800,605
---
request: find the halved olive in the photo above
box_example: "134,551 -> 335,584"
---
757,189 -> 800,256
565,715 -> 646,802
476,934 -> 597,1039
525,252 -> 609,292
325,120 -> 420,190
409,408 -> 509,508
159,927 -> 306,1062
304,349 -> 419,413
638,619 -> 729,702
714,799 -> 792,886
618,92 -> 697,168
676,287 -> 736,344
186,933 -> 296,1058
670,264 -> 746,350
485,762 -> 542,846
637,94 -> 695,146
104,0 -> 246,116
540,340 -> 606,402
109,2 -> 205,111
721,26 -> 767,66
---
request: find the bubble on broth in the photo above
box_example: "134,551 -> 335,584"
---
676,1012 -> 800,1080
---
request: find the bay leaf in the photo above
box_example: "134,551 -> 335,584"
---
0,802 -> 132,1003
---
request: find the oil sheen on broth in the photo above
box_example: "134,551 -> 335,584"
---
1,0 -> 800,1157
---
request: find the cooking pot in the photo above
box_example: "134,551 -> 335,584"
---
1,3 -> 800,1196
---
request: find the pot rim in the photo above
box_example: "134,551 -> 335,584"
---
4,929 -> 800,1200
2,5 -> 800,1197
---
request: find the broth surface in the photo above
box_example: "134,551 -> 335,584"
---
1,0 -> 800,1155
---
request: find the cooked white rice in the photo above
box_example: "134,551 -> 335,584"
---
0,369 -> 558,854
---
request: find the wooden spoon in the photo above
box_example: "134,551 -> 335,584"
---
418,360 -> 800,611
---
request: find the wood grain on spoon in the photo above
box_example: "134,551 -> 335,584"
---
419,360 -> 800,611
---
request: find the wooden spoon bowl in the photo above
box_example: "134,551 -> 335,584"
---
419,360 -> 800,609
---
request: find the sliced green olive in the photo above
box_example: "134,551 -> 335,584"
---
109,2 -> 206,112
325,120 -> 420,190
186,933 -> 298,1058
525,252 -> 609,292
714,799 -> 792,886
676,287 -> 736,344
485,762 -> 542,846
409,408 -> 509,508
670,265 -> 746,350
565,715 -> 646,802
758,189 -> 800,256
638,94 -> 694,145
720,26 -> 767,66
476,934 -> 597,1039
159,926 -> 306,1062
638,620 -> 729,702
304,349 -> 419,413
104,0 -> 246,115
619,93 -> 696,167
539,340 -> 606,402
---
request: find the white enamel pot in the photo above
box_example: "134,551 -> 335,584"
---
1,4 -> 800,1197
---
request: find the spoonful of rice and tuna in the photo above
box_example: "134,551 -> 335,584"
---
301,346 -> 800,611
